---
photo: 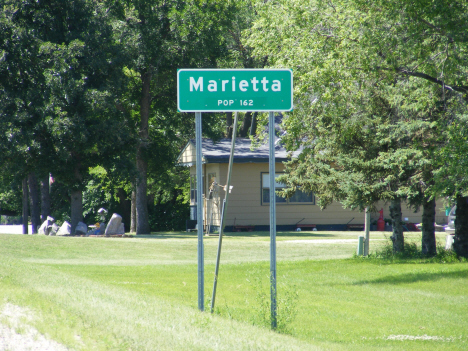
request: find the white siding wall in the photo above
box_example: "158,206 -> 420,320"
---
217,163 -> 447,227
189,162 -> 448,227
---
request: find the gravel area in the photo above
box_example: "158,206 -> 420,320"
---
0,304 -> 68,351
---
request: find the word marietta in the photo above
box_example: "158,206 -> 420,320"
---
189,77 -> 282,93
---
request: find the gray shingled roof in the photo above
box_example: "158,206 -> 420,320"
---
183,138 -> 298,164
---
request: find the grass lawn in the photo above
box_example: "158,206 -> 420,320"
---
0,230 -> 466,350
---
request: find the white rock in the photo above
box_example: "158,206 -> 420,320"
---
38,221 -> 48,235
56,221 -> 71,236
104,213 -> 122,235
38,216 -> 55,235
445,234 -> 454,250
49,223 -> 59,236
117,223 -> 125,235
75,222 -> 88,234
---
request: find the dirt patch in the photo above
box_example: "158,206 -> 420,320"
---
0,303 -> 69,351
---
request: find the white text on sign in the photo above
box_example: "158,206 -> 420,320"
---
190,77 -> 281,93
217,99 -> 254,106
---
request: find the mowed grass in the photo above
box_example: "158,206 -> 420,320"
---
0,231 -> 466,350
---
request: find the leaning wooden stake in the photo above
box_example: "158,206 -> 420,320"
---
210,112 -> 238,313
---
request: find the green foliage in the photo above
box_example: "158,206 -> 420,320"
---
49,180 -> 71,225
247,0 -> 453,211
246,269 -> 299,334
432,112 -> 468,198
148,196 -> 189,232
246,0 -> 468,255
0,215 -> 21,225
0,174 -> 21,216
362,239 -> 468,263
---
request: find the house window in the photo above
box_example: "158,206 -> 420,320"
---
190,175 -> 205,205
190,175 -> 197,205
261,173 -> 314,205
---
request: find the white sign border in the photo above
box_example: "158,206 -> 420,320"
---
177,68 -> 294,112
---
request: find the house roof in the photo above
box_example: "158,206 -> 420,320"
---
177,138 -> 299,166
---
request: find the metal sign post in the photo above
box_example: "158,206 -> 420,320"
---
177,69 -> 292,321
268,111 -> 277,329
195,112 -> 204,311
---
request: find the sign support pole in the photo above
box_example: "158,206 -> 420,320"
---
268,111 -> 277,329
178,69 -> 293,317
195,111 -> 204,311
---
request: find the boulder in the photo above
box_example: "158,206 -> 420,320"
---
38,221 -> 48,235
104,213 -> 122,236
56,221 -> 71,236
75,221 -> 88,235
38,216 -> 55,235
445,234 -> 455,250
117,223 -> 125,235
49,223 -> 59,236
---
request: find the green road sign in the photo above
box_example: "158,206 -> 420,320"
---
177,69 -> 293,112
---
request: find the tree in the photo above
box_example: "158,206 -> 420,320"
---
115,0 -> 234,234
352,0 -> 468,256
248,0 -> 468,254
0,0 -> 54,233
220,0 -> 265,137
0,0 -> 134,233
247,0 -> 403,251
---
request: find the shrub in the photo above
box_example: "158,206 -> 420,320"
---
360,239 -> 467,263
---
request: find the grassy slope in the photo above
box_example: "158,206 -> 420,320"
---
0,232 -> 466,350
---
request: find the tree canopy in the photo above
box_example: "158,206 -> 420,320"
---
1,0 -> 468,255
247,0 -> 468,255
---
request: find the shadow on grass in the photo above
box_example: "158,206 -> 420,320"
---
353,269 -> 468,285
134,233 -> 198,239
225,231 -> 336,238
134,231 -> 336,239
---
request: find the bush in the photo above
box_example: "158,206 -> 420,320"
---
0,215 -> 22,225
359,239 -> 467,263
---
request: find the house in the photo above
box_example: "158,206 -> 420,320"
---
177,138 -> 447,232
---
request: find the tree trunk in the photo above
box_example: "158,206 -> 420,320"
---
421,197 -> 437,256
239,112 -> 252,137
226,112 -> 233,138
130,189 -> 136,233
250,112 -> 258,136
28,172 -> 40,234
40,174 -> 51,222
70,190 -> 83,234
389,197 -> 404,253
136,158 -> 150,234
22,177 -> 29,234
136,70 -> 151,234
454,195 -> 468,257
